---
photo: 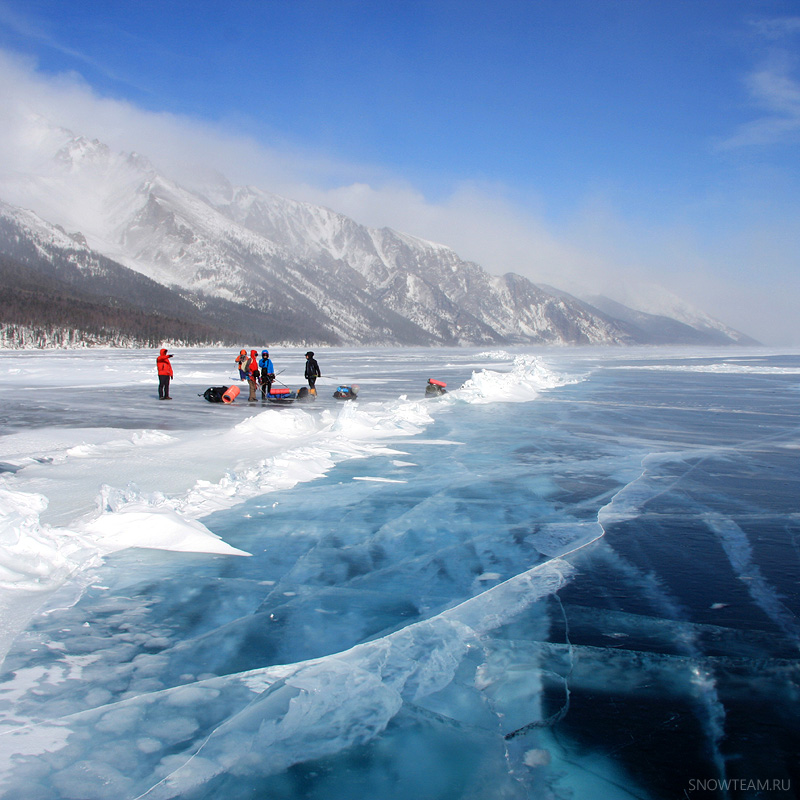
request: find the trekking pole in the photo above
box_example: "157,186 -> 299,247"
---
260,370 -> 291,394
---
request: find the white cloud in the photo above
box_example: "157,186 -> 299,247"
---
0,47 -> 597,289
720,18 -> 800,148
301,179 -> 596,284
748,16 -> 800,41
720,66 -> 800,148
0,47 -> 798,345
0,2 -> 126,83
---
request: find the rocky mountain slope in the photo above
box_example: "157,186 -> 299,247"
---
0,117 -> 755,347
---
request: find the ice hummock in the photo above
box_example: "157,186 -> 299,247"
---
2,346 -> 798,799
0,348 -> 598,795
0,349 -> 575,654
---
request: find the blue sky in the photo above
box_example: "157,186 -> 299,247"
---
1,0 -> 799,343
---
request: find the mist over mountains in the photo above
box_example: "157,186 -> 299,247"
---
0,116 -> 756,348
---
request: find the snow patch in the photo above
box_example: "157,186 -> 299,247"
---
81,506 -> 251,557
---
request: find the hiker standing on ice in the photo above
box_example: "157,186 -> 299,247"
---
304,351 -> 321,395
156,348 -> 173,400
235,349 -> 248,380
259,349 -> 275,399
246,349 -> 260,401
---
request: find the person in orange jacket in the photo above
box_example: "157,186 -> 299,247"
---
235,349 -> 248,380
156,348 -> 173,400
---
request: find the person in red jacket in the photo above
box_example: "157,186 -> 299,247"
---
246,349 -> 260,401
156,348 -> 173,400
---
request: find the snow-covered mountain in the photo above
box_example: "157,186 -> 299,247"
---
0,116 -> 755,347
583,294 -> 757,346
0,199 -> 338,348
585,286 -> 755,344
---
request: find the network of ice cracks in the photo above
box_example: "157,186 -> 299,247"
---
0,352 -> 602,798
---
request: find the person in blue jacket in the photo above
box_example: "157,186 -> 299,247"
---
259,349 -> 275,398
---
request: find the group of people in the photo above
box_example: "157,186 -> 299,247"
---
235,348 -> 276,401
156,348 -> 322,401
234,349 -> 321,401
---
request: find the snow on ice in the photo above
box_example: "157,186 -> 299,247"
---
1,345 -> 798,799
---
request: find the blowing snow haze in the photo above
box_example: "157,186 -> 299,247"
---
1,0 -> 799,346
0,114 -> 757,349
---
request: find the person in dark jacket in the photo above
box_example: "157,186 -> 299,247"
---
156,348 -> 173,400
259,349 -> 275,398
304,351 -> 321,394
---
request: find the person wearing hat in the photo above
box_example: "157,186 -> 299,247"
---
258,349 -> 275,399
246,349 -> 260,401
235,349 -> 248,380
156,348 -> 173,400
304,351 -> 321,395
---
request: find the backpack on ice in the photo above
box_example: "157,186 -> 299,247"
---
425,378 -> 447,397
203,386 -> 228,403
333,384 -> 359,400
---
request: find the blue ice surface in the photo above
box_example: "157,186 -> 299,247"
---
0,347 -> 799,799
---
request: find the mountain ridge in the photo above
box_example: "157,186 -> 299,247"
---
0,118 -> 757,348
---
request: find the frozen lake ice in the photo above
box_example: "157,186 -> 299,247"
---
0,345 -> 798,799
